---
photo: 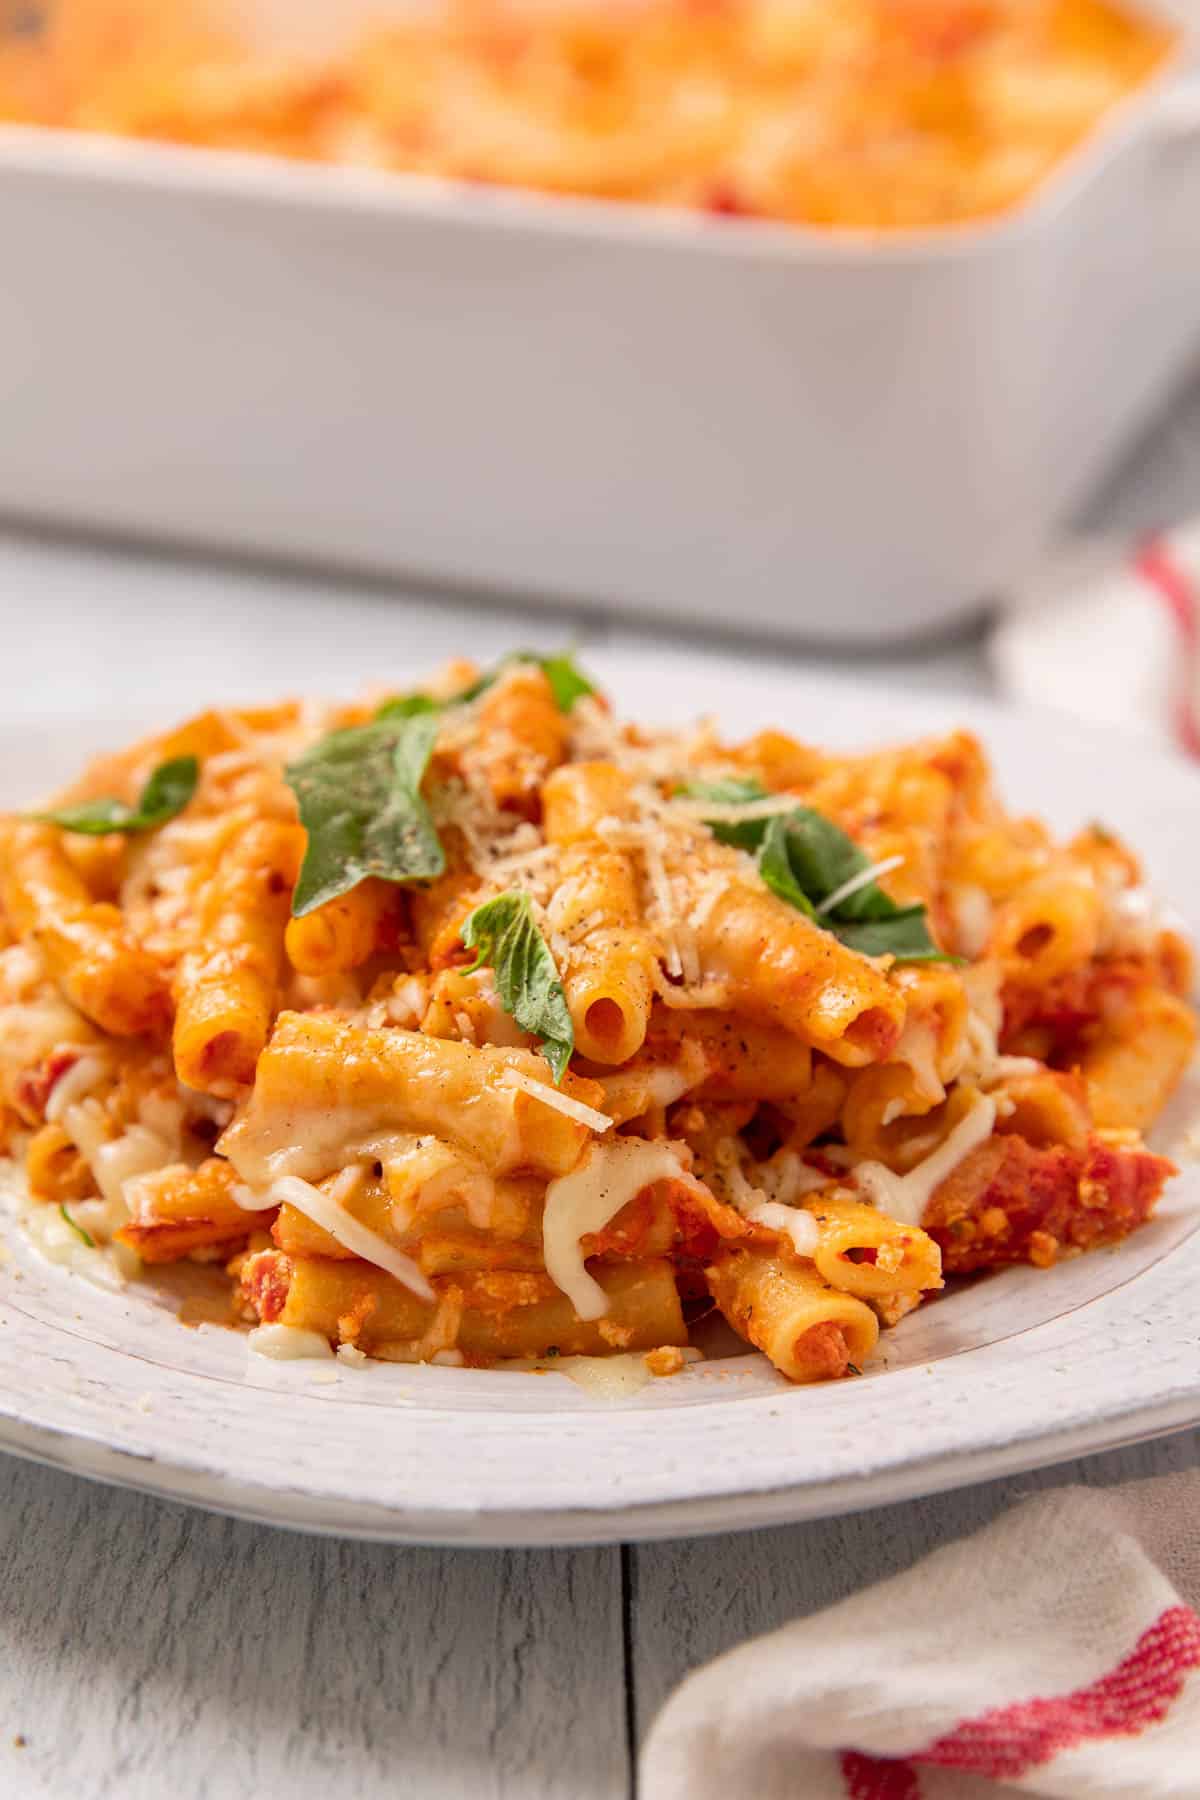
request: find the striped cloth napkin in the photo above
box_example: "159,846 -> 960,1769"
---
990,524 -> 1200,757
641,1474 -> 1200,1797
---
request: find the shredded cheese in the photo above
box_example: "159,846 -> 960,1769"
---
714,1141 -> 822,1255
992,1055 -> 1044,1081
499,1067 -> 614,1134
44,1053 -> 112,1122
893,1016 -> 945,1107
950,884 -> 994,959
543,1138 -> 706,1320
817,853 -> 905,916
237,1175 -> 436,1303
672,794 -> 801,826
754,1148 -> 830,1203
853,1093 -> 997,1226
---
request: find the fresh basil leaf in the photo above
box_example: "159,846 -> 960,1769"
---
286,712 -> 445,917
756,815 -> 817,919
59,1203 -> 95,1248
775,807 -> 869,910
674,776 -> 772,850
385,652 -> 597,716
681,781 -> 956,963
463,652 -> 597,712
136,757 -> 200,826
774,813 -> 958,960
833,909 -> 952,963
535,653 -> 596,713
37,754 -> 199,836
461,889 -> 574,1083
374,693 -> 440,721
770,809 -> 957,960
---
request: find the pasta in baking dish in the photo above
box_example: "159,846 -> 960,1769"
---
0,656 -> 1194,1384
0,0 -> 1174,231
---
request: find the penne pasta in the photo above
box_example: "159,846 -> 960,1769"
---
173,819 -> 305,1095
242,1251 -> 686,1360
706,1248 -> 880,1383
0,654 -> 1190,1389
0,819 -> 169,1038
693,882 -> 906,1065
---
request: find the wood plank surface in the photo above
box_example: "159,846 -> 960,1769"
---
0,1455 -> 628,1800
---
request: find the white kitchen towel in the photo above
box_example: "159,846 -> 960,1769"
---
990,524 -> 1200,757
641,1474 -> 1200,1798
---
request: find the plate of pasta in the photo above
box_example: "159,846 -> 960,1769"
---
0,648 -> 1198,1544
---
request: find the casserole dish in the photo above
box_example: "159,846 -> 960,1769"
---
0,3 -> 1197,645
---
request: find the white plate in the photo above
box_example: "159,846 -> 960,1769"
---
1,651 -> 1198,1545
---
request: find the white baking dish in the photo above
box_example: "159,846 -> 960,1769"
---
0,7 -> 1198,646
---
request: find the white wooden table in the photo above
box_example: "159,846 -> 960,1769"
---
2,362 -> 1199,1798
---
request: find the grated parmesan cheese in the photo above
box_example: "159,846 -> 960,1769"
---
671,794 -> 801,826
499,1067 -> 614,1134
817,853 -> 905,916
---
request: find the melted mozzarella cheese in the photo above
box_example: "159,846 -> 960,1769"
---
754,1149 -> 830,1204
853,1094 -> 997,1226
542,1138 -> 705,1321
554,1352 -> 652,1400
91,1126 -> 175,1218
949,884 -> 994,959
892,1016 -> 945,1106
743,1199 -> 821,1255
716,1143 -> 822,1255
247,1324 -> 334,1362
238,1174 -> 436,1303
44,1052 -> 112,1122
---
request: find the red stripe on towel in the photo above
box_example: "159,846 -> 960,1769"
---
1136,537 -> 1200,758
914,1605 -> 1200,1781
840,1750 -> 921,1799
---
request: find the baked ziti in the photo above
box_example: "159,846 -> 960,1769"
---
0,656 -> 1193,1382
0,0 -> 1175,230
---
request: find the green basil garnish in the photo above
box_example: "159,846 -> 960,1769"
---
833,908 -> 949,961
286,712 -> 445,917
756,815 -> 819,920
59,1204 -> 95,1248
680,778 -> 955,964
461,889 -> 574,1083
373,693 -> 440,721
375,651 -> 596,723
674,776 -> 773,851
533,653 -> 596,713
37,754 -> 199,836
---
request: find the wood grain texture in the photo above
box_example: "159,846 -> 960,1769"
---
629,1427 -> 1200,1747
0,1455 -> 627,1800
